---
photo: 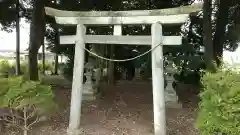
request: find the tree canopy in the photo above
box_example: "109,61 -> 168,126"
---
1,0 -> 240,82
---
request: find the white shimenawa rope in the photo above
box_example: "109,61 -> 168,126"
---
82,43 -> 162,62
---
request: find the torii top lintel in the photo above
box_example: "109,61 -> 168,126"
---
45,3 -> 203,25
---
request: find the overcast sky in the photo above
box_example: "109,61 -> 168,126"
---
0,19 -> 30,51
0,18 -> 48,52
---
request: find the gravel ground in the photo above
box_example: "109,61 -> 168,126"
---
4,80 -> 200,135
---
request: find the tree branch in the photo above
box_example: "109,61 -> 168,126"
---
27,116 -> 39,129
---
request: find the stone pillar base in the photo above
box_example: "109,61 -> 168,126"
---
67,128 -> 83,135
133,68 -> 141,80
82,84 -> 96,101
165,91 -> 182,108
82,93 -> 96,101
166,101 -> 182,108
164,73 -> 182,108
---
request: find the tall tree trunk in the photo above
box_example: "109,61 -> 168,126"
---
54,53 -> 58,74
54,25 -> 59,75
41,9 -> 46,75
42,43 -> 45,75
213,0 -> 230,66
16,0 -> 21,75
28,0 -> 46,80
108,45 -> 115,85
203,0 -> 215,71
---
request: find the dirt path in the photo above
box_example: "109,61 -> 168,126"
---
5,80 -> 199,135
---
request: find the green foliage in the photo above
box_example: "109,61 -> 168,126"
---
0,0 -> 16,31
0,78 -> 11,105
0,76 -> 57,134
11,61 -> 29,74
62,58 -> 74,81
0,60 -> 11,75
0,76 -> 57,115
38,62 -> 54,73
46,0 -> 197,81
196,69 -> 240,135
20,61 -> 29,74
0,60 -> 55,77
174,69 -> 202,86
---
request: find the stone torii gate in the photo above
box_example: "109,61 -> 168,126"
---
45,4 -> 202,135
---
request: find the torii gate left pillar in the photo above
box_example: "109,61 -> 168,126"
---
67,24 -> 86,135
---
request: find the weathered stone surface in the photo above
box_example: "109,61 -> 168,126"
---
82,61 -> 100,101
165,66 -> 182,108
133,68 -> 142,80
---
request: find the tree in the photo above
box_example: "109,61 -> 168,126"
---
0,0 -> 29,75
16,0 -> 20,75
1,0 -> 48,80
213,0 -> 230,66
43,0 -> 240,85
45,0 -> 197,81
28,0 -> 46,80
0,0 -> 16,31
203,0 -> 215,71
178,0 -> 239,73
2,0 -> 238,83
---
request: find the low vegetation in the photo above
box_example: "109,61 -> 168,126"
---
0,60 -> 54,76
0,76 -> 58,135
197,69 -> 240,135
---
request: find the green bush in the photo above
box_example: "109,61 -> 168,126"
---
38,62 -> 54,73
11,61 -> 28,74
19,61 -> 28,74
0,76 -> 58,135
196,69 -> 240,135
0,60 -> 55,76
0,60 -> 11,75
62,58 -> 74,81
